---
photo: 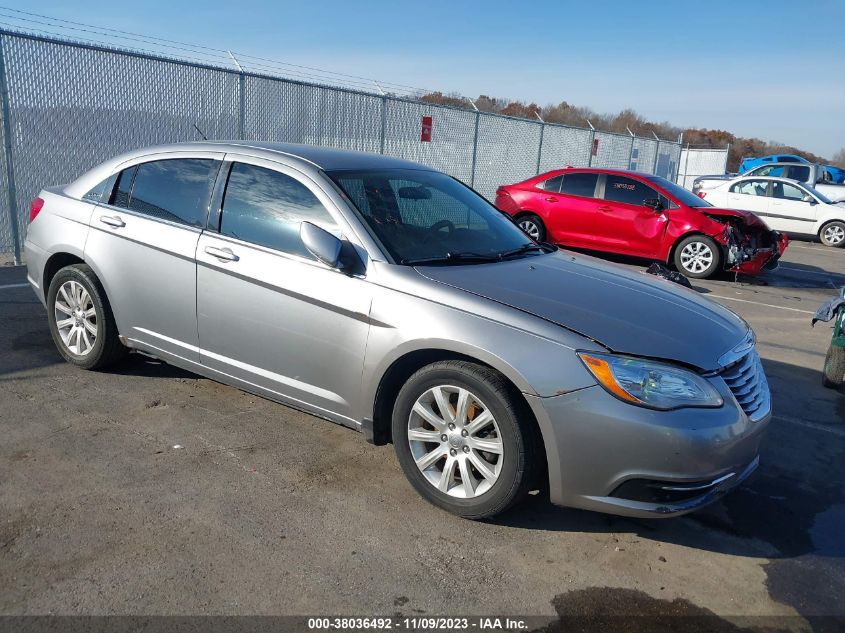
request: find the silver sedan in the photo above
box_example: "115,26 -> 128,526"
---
24,142 -> 771,519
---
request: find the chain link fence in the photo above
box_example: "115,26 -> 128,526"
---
677,146 -> 731,190
0,29 -> 683,262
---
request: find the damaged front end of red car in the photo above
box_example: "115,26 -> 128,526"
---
703,209 -> 788,275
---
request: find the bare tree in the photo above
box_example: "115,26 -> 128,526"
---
832,148 -> 845,168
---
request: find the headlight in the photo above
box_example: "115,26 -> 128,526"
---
577,351 -> 723,410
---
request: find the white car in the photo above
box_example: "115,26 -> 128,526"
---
700,176 -> 845,247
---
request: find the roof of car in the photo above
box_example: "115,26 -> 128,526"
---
197,140 -> 428,171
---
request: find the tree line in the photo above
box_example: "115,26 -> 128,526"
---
417,92 -> 844,173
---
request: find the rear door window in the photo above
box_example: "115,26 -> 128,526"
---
730,180 -> 770,196
219,162 -> 339,259
784,165 -> 810,181
603,175 -> 659,207
560,173 -> 599,198
111,159 -> 216,227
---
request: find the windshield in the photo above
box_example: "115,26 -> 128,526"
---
646,175 -> 713,208
327,168 -> 539,264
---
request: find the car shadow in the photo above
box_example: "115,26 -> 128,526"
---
490,357 -> 845,562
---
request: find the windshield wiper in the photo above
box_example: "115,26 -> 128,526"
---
495,243 -> 554,259
400,252 -> 501,266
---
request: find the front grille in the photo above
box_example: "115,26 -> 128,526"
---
719,350 -> 770,420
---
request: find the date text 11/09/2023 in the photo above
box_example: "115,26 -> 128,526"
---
307,617 -> 529,630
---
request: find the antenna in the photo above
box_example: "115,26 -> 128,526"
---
193,123 -> 207,140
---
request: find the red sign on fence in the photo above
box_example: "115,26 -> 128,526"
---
591,138 -> 599,156
420,116 -> 433,142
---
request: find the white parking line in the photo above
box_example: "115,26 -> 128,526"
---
707,294 -> 815,315
0,282 -> 29,290
774,414 -> 845,438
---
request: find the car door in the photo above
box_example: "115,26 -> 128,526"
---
591,174 -> 667,258
548,171 -> 602,247
84,152 -> 223,362
767,181 -> 820,234
726,178 -> 771,218
196,156 -> 372,425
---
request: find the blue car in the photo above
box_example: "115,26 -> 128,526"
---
824,165 -> 845,184
739,154 -> 809,173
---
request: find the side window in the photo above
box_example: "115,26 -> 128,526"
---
779,156 -> 799,163
603,175 -> 659,206
83,176 -> 115,202
753,165 -> 781,177
786,165 -> 810,181
772,182 -> 809,201
539,175 -> 563,193
220,162 -> 339,259
111,159 -> 215,227
731,180 -> 769,196
560,173 -> 599,198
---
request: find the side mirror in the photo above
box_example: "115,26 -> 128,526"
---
301,221 -> 343,269
802,194 -> 817,205
643,198 -> 663,212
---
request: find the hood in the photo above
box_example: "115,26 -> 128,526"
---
417,252 -> 748,371
700,207 -> 768,229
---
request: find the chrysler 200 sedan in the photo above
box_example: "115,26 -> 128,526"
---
25,142 -> 771,519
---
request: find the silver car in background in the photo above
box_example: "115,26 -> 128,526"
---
24,142 -> 771,519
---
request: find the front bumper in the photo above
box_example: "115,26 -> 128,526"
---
729,232 -> 789,275
524,379 -> 770,518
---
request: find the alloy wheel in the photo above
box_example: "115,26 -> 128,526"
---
54,280 -> 98,356
518,219 -> 541,240
824,224 -> 845,245
679,241 -> 714,275
407,385 -> 503,499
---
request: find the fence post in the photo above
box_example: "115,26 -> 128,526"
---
723,143 -> 731,173
682,143 -> 691,187
588,129 -> 595,167
467,98 -> 481,189
534,112 -> 545,176
379,95 -> 387,154
228,51 -> 246,139
627,136 -> 635,170
0,34 -> 21,265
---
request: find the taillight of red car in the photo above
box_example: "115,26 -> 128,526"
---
495,187 -> 518,213
29,197 -> 44,223
697,192 -> 706,199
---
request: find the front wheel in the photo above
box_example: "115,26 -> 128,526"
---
819,221 -> 845,248
673,235 -> 722,279
391,361 -> 537,519
46,263 -> 127,370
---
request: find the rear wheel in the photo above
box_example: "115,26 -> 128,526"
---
516,213 -> 546,242
819,221 -> 845,248
673,235 -> 721,279
46,264 -> 127,370
391,361 -> 537,519
822,344 -> 845,389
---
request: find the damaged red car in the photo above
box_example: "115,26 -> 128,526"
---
495,168 -> 788,279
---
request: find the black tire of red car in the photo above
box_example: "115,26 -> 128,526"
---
515,213 -> 546,242
822,344 -> 845,389
819,221 -> 845,248
672,235 -> 722,279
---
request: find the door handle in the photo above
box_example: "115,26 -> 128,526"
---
204,245 -> 239,262
544,197 -> 558,203
99,214 -> 125,228
599,205 -> 613,212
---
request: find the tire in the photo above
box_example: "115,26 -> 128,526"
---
516,213 -> 546,242
46,263 -> 127,370
391,360 -> 538,519
822,344 -> 845,389
819,221 -> 845,248
673,235 -> 722,279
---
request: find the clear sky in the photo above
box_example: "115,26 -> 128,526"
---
4,0 -> 844,157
